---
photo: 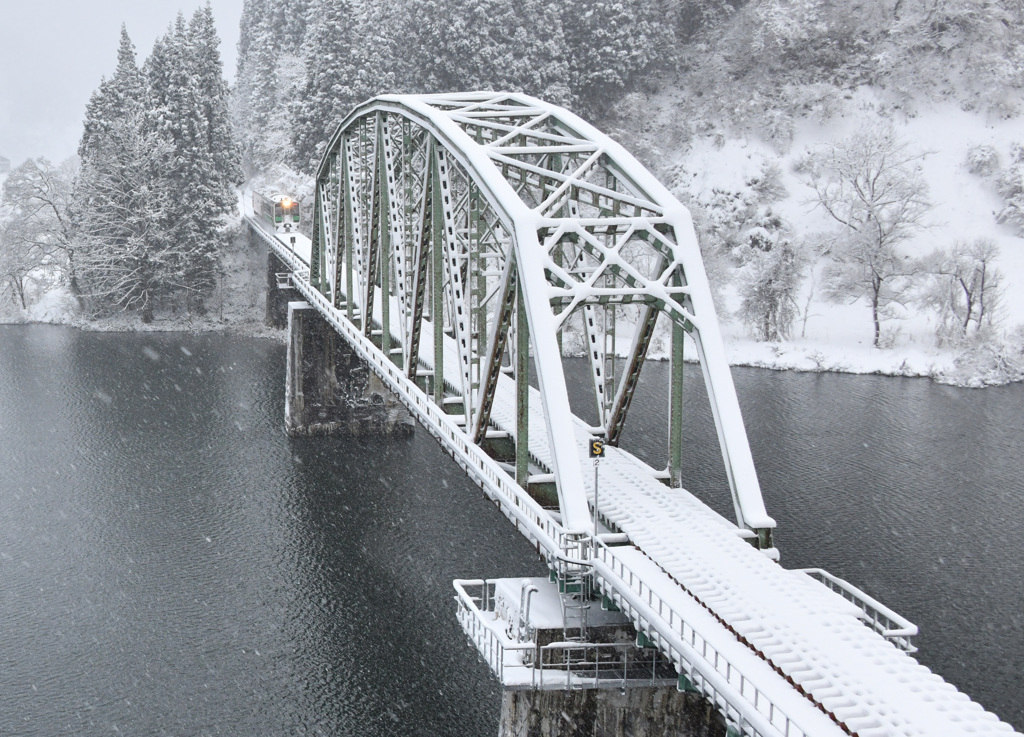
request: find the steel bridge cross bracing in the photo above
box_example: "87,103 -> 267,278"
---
309,91 -> 774,543
246,90 -> 1020,737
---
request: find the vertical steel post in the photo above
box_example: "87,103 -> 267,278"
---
432,147 -> 445,405
342,138 -> 355,322
515,279 -> 529,488
669,318 -> 685,488
378,120 -> 392,358
310,188 -> 322,292
472,187 -> 487,364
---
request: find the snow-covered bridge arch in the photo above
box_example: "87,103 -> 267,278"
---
308,91 -> 774,543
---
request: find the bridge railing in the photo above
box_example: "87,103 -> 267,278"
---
592,543 -> 811,737
454,579 -> 675,691
795,568 -> 918,652
260,223 -> 587,569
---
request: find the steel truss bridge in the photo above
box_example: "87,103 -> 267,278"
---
245,92 -> 1015,737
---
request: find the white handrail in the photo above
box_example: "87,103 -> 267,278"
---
795,568 -> 918,647
252,218 -> 577,565
591,544 -> 810,737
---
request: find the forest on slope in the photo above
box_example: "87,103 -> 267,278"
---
233,0 -> 1024,384
3,0 -> 1023,384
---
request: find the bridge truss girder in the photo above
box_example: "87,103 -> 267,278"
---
309,92 -> 774,544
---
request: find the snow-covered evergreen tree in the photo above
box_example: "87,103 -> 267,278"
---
290,0 -> 360,172
998,142 -> 1024,235
145,16 -> 212,308
76,25 -> 155,316
79,26 -> 145,165
562,0 -> 676,116
189,4 -> 242,203
143,9 -> 239,312
77,113 -> 177,323
349,0 -> 404,101
76,10 -> 240,318
738,238 -> 804,342
235,0 -> 307,175
401,0 -> 570,104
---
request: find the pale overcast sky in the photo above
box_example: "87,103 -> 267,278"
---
0,0 -> 243,166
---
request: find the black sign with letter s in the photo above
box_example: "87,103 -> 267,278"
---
589,439 -> 605,458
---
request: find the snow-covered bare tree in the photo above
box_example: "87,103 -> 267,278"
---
805,125 -> 931,347
919,238 -> 1003,345
1,157 -> 80,301
0,199 -> 52,311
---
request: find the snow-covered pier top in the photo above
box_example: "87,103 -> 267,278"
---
245,92 -> 1018,737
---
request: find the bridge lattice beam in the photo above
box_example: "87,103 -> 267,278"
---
310,92 -> 775,542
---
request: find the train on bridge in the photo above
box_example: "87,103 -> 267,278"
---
252,189 -> 301,233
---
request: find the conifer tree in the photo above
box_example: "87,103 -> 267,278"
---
349,0 -> 404,102
189,4 -> 242,204
401,0 -> 570,104
77,10 -> 240,318
236,0 -> 282,175
143,9 -> 239,312
562,0 -> 677,116
76,25 -> 156,314
145,16 -> 208,305
290,0 -> 359,172
79,26 -> 145,164
77,113 -> 177,322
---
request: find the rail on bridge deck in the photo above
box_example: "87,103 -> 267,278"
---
244,92 -> 1018,737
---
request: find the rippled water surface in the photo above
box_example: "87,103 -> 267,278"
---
1,325 -> 1022,733
0,325 -> 543,736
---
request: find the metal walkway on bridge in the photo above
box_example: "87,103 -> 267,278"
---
246,92 -> 1017,737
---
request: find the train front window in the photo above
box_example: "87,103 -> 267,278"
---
277,198 -> 296,224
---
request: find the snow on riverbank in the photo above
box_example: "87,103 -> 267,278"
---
0,221 -> 286,341
664,88 -> 1024,388
5,92 -> 1022,387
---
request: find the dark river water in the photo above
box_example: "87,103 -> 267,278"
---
1,324 -> 1021,734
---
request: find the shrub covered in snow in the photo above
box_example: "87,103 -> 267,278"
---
965,144 -> 1000,177
997,142 -> 1024,235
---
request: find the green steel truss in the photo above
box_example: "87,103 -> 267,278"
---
309,92 -> 774,543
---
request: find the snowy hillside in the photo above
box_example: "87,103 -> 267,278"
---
651,86 -> 1024,387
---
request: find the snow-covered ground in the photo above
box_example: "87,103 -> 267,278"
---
4,91 -> 1022,386
667,88 -> 1024,387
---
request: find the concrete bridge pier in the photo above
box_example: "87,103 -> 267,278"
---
499,687 -> 726,737
285,301 -> 414,437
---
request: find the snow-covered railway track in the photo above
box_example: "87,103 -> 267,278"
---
243,91 -> 1019,737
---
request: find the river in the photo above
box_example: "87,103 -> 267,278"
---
0,324 -> 1020,734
